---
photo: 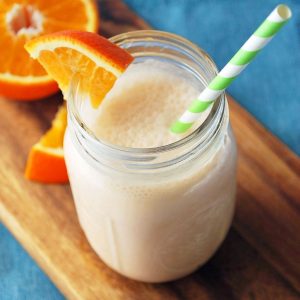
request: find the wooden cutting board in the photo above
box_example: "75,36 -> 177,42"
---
0,1 -> 299,299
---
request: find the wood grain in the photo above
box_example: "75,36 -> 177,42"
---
0,1 -> 299,299
229,97 -> 300,292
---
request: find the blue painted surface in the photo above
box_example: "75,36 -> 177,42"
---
1,1 -> 299,299
0,225 -> 65,300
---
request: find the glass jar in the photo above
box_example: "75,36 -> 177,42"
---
64,30 -> 237,283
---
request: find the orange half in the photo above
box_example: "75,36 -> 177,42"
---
0,0 -> 99,100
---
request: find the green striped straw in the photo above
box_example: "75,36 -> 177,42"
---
171,4 -> 292,133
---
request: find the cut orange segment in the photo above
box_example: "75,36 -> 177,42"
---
24,31 -> 133,183
25,30 -> 134,107
25,104 -> 68,183
0,0 -> 99,100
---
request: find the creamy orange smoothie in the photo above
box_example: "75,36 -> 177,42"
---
64,55 -> 237,282
22,7 -> 290,282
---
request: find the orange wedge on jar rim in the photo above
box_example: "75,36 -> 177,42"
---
25,104 -> 68,183
0,0 -> 99,100
25,30 -> 134,107
24,30 -> 133,183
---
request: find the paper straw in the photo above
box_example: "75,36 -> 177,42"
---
170,4 -> 292,133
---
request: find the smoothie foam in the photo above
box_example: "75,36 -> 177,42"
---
91,60 -> 210,148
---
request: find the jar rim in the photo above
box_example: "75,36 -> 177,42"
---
67,30 -> 225,161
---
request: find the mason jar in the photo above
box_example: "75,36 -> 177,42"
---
64,30 -> 237,283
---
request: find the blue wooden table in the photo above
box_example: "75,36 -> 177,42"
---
1,0 -> 299,299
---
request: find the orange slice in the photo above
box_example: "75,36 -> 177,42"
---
0,0 -> 99,100
25,104 -> 68,183
25,30 -> 134,107
24,31 -> 133,183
